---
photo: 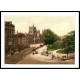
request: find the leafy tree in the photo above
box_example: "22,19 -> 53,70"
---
62,31 -> 75,58
51,41 -> 63,49
43,29 -> 60,45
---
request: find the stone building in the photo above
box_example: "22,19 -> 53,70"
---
14,32 -> 29,50
5,21 -> 44,55
28,25 -> 42,44
29,25 -> 37,36
5,21 -> 15,54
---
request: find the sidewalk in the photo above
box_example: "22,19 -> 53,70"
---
5,48 -> 33,64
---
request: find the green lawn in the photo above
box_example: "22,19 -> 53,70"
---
57,49 -> 74,54
47,41 -> 62,51
47,47 -> 55,51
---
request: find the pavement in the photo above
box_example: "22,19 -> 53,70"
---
5,43 -> 75,64
30,43 -> 41,48
5,48 -> 33,64
18,45 -> 75,64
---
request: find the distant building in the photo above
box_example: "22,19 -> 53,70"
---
29,24 -> 37,37
5,22 -> 44,54
28,25 -> 43,44
14,32 -> 29,50
5,21 -> 15,54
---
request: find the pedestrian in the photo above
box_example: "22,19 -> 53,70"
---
51,54 -> 54,60
32,49 -> 35,55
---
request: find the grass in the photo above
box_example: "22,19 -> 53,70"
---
47,46 -> 57,51
47,41 -> 62,51
57,49 -> 74,54
48,48 -> 55,51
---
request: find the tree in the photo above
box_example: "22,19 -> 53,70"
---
68,31 -> 75,51
52,40 -> 63,49
43,29 -> 60,45
62,31 -> 75,58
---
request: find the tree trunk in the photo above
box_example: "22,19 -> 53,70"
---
67,52 -> 68,58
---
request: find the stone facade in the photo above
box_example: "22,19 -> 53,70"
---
5,21 -> 15,54
5,22 -> 44,55
28,25 -> 43,44
14,33 -> 29,50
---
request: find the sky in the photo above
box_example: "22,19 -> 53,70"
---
4,15 -> 75,36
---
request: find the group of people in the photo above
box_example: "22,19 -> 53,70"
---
51,54 -> 60,60
32,48 -> 38,55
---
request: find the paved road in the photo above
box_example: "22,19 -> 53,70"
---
5,44 -> 74,64
18,45 -> 74,64
18,45 -> 49,64
30,43 -> 43,48
5,48 -> 33,64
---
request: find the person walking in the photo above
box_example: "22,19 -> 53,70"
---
51,54 -> 54,60
32,49 -> 35,55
